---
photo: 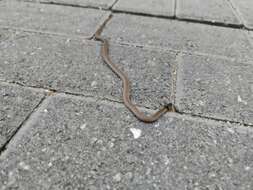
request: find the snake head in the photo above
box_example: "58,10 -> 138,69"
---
166,103 -> 177,112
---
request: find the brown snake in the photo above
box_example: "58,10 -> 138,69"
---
94,16 -> 176,123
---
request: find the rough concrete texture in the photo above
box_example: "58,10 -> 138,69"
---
103,14 -> 253,60
113,0 -> 175,17
0,82 -> 45,149
0,94 -> 252,190
1,0 -> 253,189
177,0 -> 241,26
0,0 -> 110,36
0,30 -> 175,109
176,53 -> 253,125
230,0 -> 253,29
20,0 -> 116,9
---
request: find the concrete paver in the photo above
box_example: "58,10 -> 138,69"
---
0,82 -> 45,149
21,0 -> 116,9
0,0 -> 253,189
230,0 -> 253,29
113,0 -> 175,17
176,53 -> 253,125
0,0 -> 110,36
0,30 -> 176,109
103,14 -> 253,60
0,94 -> 252,189
177,0 -> 241,26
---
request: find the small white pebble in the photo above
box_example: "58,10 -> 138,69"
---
44,109 -> 48,113
245,166 -> 250,171
113,173 -> 121,182
209,172 -> 216,177
228,157 -> 233,164
48,162 -> 53,167
91,81 -> 97,87
154,123 -> 160,128
130,128 -> 142,139
199,100 -> 205,106
108,142 -> 114,148
80,123 -> 87,130
227,127 -> 235,134
238,95 -> 242,102
237,95 -> 247,105
19,162 -> 30,170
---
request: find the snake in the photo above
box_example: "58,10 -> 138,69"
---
94,15 -> 176,123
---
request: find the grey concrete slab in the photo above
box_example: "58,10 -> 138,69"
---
250,31 -> 253,45
0,0 -> 110,36
102,14 -> 253,60
230,0 -> 253,29
0,82 -> 45,149
177,0 -> 241,26
176,53 -> 253,125
20,0 -> 116,9
0,29 -> 9,42
0,30 -> 176,109
0,94 -> 253,189
113,0 -> 175,17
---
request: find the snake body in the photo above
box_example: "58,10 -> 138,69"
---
94,16 -> 176,123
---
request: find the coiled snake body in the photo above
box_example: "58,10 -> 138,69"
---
95,16 -> 176,123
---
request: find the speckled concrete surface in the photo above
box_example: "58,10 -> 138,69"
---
0,82 -> 45,148
113,0 -> 175,17
0,94 -> 252,190
102,14 -> 253,60
0,0 -> 110,37
0,0 -> 253,189
177,0 -> 241,26
176,53 -> 253,125
0,30 -> 175,109
19,0 -> 117,9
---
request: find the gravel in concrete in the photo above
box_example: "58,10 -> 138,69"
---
0,0 -> 110,36
19,0 -> 116,9
0,30 -> 176,109
0,82 -> 45,149
177,0 -> 241,26
176,53 -> 253,125
230,0 -> 253,29
0,94 -> 252,189
113,0 -> 175,17
103,14 -> 253,60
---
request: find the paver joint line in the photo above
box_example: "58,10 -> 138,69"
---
0,95 -> 47,155
39,1 -> 107,11
109,0 -> 120,10
94,14 -> 177,123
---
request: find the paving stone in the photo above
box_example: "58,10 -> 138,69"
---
0,94 -> 253,189
177,0 -> 241,26
103,14 -> 253,60
0,30 -> 176,109
0,82 -> 45,149
0,0 -> 110,36
113,0 -> 175,17
21,0 -> 116,9
176,53 -> 253,125
230,0 -> 253,29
